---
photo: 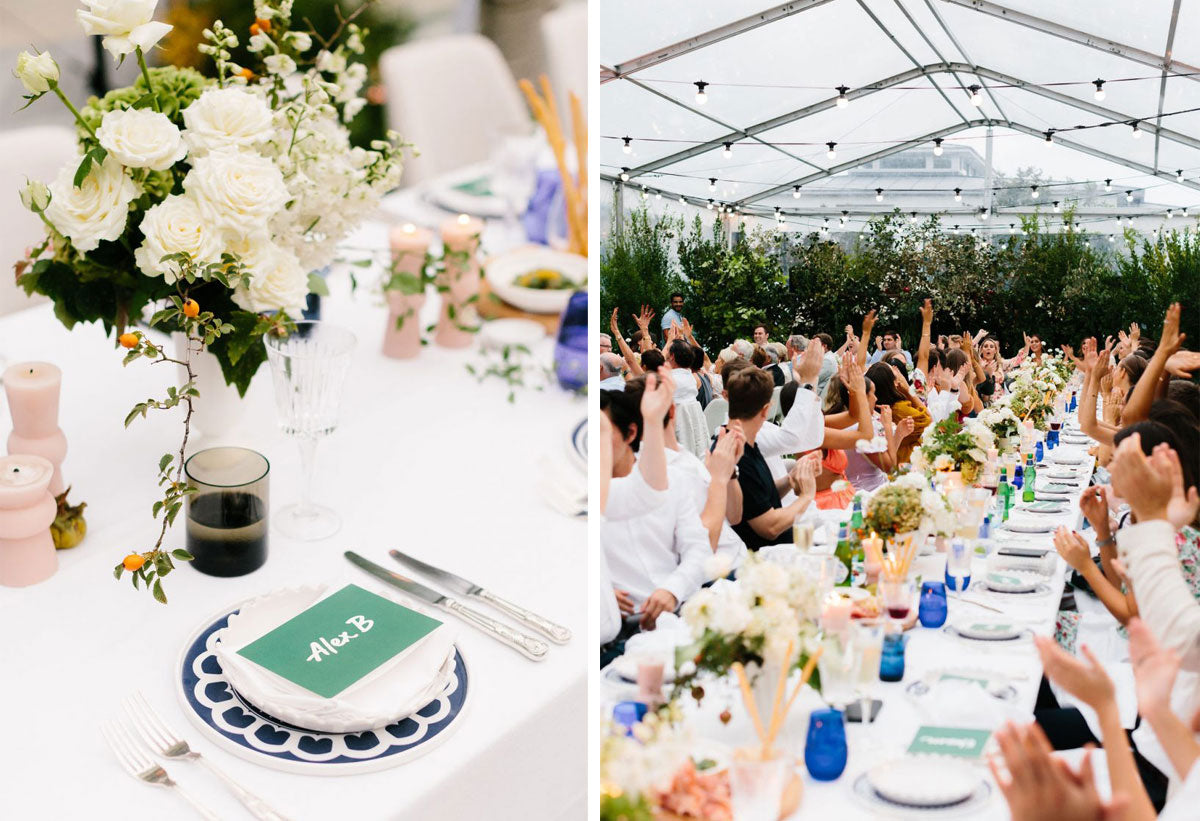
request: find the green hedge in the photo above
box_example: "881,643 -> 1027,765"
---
601,209 -> 1200,355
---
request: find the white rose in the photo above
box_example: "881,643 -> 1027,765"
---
44,155 -> 137,252
19,179 -> 51,212
14,50 -> 59,94
233,242 -> 309,314
182,87 -> 275,155
77,0 -> 172,59
97,107 -> 186,170
184,150 -> 289,236
134,195 -> 223,280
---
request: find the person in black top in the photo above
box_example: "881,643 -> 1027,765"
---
721,366 -> 820,550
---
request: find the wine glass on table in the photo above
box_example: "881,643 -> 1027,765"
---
879,578 -> 916,631
852,620 -> 884,737
264,321 -> 356,540
944,538 -> 973,596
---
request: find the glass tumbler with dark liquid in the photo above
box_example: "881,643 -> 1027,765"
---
184,447 -> 270,577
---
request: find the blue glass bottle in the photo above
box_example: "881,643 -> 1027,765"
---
879,634 -> 906,682
918,581 -> 948,627
554,290 -> 588,391
1035,440 -> 1044,463
804,708 -> 848,781
1012,462 -> 1024,491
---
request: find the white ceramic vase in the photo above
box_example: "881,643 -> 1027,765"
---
172,333 -> 247,443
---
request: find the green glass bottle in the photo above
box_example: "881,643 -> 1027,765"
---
849,496 -> 864,532
1022,454 -> 1037,503
834,521 -> 854,587
997,467 -> 1012,521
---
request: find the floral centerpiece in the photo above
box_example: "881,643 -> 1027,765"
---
600,704 -> 693,821
864,473 -> 955,541
978,404 -> 1021,453
908,417 -> 993,483
13,0 -> 407,600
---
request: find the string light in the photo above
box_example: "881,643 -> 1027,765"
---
792,185 -> 801,199
979,207 -> 989,220
826,142 -> 837,160
954,188 -> 962,202
1131,121 -> 1142,139
1166,208 -> 1174,219
875,188 -> 884,202
1093,79 -> 1105,101
952,225 -> 959,234
620,168 -> 630,182
722,142 -> 733,159
694,81 -> 708,105
840,210 -> 849,226
1044,130 -> 1053,143
707,199 -> 713,210
1184,207 -> 1190,217
909,211 -> 917,224
1126,190 -> 1134,202
1108,234 -> 1115,242
708,177 -> 717,192
640,187 -> 648,200
968,84 -> 982,106
1177,169 -> 1185,181
679,194 -> 686,205
622,137 -> 632,154
775,207 -> 783,223
836,85 -> 850,108
655,190 -> 662,200
1009,223 -> 1016,234
1031,185 -> 1039,199
933,138 -> 944,156
1104,178 -> 1112,192
1053,200 -> 1060,212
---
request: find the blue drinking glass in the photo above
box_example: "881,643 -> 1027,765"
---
804,708 -> 848,781
919,581 -> 948,628
879,634 -> 906,682
1035,440 -> 1044,463
554,290 -> 588,391
612,701 -> 648,736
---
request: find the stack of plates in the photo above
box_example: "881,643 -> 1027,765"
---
1043,465 -> 1079,480
860,759 -> 987,811
1003,517 -> 1053,534
984,571 -> 1039,593
1049,451 -> 1087,465
949,619 -> 1023,641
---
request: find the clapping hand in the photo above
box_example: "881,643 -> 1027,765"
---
1052,526 -> 1092,573
1165,349 -> 1200,377
795,336 -> 824,384
1021,332 -> 1032,353
1128,617 -> 1180,718
788,452 -> 820,499
609,307 -> 622,337
919,298 -> 934,325
640,368 -> 675,422
633,305 -> 654,331
1109,433 -> 1172,523
1078,486 -> 1113,536
862,308 -> 877,341
1153,442 -> 1200,530
707,425 -> 744,480
840,351 -> 866,395
1035,634 -> 1115,710
894,416 -> 915,440
1158,302 -> 1187,359
950,362 -> 971,391
681,317 -> 695,342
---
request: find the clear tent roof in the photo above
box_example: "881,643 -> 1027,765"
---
599,0 -> 1200,236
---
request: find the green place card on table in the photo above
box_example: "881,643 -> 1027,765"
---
908,726 -> 992,760
237,584 -> 442,698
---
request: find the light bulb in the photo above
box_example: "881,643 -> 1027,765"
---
1108,234 -> 1115,242
619,168 -> 629,182
1053,201 -> 1060,212
835,85 -> 850,108
722,142 -> 733,159
952,225 -> 959,234
708,177 -> 717,192
875,188 -> 884,202
968,84 -> 982,106
1184,207 -> 1190,217
1126,190 -> 1134,203
792,186 -> 801,199
933,138 -> 944,156
1093,79 -> 1105,101
826,142 -> 837,160
954,188 -> 962,202
641,187 -> 648,200
1104,179 -> 1112,192
1009,223 -> 1016,234
622,136 -> 632,154
679,195 -> 686,205
1044,130 -> 1053,144
1031,185 -> 1039,199
909,211 -> 917,224
979,207 -> 989,220
707,199 -> 713,210
655,190 -> 662,200
840,211 -> 848,225
1166,208 -> 1174,219
1177,169 -> 1185,181
1131,121 -> 1142,139
694,81 -> 708,105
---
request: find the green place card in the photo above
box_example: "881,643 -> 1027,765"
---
987,573 -> 1023,586
236,584 -> 443,698
907,726 -> 992,759
452,176 -> 494,197
938,672 -> 991,689
1026,501 -> 1063,512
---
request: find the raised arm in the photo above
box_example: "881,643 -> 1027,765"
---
857,309 -> 876,372
610,307 -> 644,376
1121,302 -> 1185,426
916,298 -> 933,376
1078,338 -> 1117,446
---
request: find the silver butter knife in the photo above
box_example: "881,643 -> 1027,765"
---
344,552 -> 549,661
389,549 -> 572,644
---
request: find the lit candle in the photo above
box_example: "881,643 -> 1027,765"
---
0,454 -> 58,587
863,532 -> 883,584
821,592 -> 852,636
4,361 -> 67,495
388,223 -> 432,275
383,223 -> 434,360
441,213 -> 484,251
435,214 -> 484,349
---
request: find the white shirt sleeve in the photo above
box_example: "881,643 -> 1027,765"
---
597,541 -> 622,645
925,388 -> 961,424
1117,520 -> 1200,671
757,386 -> 823,457
607,469 -> 669,522
661,494 -> 715,605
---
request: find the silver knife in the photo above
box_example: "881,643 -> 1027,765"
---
345,552 -> 548,662
389,549 -> 572,644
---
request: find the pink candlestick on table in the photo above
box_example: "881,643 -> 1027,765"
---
4,361 -> 67,495
0,454 -> 57,586
434,214 -> 484,349
383,223 -> 432,359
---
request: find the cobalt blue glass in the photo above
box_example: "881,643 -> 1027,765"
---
1035,440 -> 1044,462
1048,428 -> 1059,449
1012,464 -> 1024,490
804,708 -> 848,781
612,701 -> 648,736
554,290 -> 588,391
879,634 -> 906,682
919,581 -> 948,628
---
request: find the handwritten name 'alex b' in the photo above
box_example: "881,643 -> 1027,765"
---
306,615 -> 375,662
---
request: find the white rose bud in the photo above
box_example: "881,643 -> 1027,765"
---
77,0 -> 173,59
14,50 -> 60,94
44,155 -> 138,252
97,108 -> 187,170
19,179 -> 51,213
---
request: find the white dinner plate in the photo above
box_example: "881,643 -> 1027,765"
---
1049,453 -> 1086,465
867,758 -> 979,807
1003,518 -> 1053,534
1043,466 -> 1078,479
214,586 -> 457,733
984,571 -> 1039,593
1019,500 -> 1066,514
427,175 -> 509,217
953,620 -> 1021,640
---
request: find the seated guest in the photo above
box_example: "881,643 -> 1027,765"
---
868,327 -> 913,367
767,342 -> 791,386
867,361 -> 929,461
598,352 -> 626,391
666,339 -> 708,460
813,332 -> 839,398
692,344 -> 714,408
640,348 -> 666,372
731,338 -> 754,360
601,376 -> 712,633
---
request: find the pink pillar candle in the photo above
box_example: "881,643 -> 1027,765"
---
434,214 -> 484,349
4,361 -> 67,495
0,455 -> 58,587
383,223 -> 433,359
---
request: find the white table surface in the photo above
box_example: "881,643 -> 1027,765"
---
603,430 -> 1099,819
0,185 -> 588,820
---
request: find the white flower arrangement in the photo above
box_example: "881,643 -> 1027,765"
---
978,404 -> 1021,451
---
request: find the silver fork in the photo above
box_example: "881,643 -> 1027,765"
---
101,720 -> 221,821
123,692 -> 291,821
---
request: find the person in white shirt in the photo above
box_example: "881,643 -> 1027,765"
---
601,371 -> 713,631
598,352 -> 626,391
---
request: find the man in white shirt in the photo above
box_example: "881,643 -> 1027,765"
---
598,352 -> 626,391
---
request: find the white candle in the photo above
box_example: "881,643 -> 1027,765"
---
3,361 -> 61,439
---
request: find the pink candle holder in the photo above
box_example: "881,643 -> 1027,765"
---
434,214 -> 483,349
4,361 -> 67,496
383,223 -> 432,360
0,454 -> 58,586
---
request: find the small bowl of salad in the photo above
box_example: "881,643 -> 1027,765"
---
487,248 -> 586,314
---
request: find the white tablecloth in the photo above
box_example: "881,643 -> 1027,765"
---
603,435 -> 1100,819
0,187 -> 587,820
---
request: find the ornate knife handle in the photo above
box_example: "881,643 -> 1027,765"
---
445,598 -> 549,661
477,590 -> 572,644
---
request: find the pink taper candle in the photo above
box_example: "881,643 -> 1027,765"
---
4,361 -> 66,495
434,214 -> 484,349
383,223 -> 432,359
0,454 -> 57,586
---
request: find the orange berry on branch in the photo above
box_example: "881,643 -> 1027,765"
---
119,332 -> 139,349
123,554 -> 145,571
239,68 -> 254,80
182,299 -> 199,318
249,23 -> 261,36
255,17 -> 271,32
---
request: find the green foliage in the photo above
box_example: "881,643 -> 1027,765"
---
79,66 -> 210,133
600,204 -> 683,343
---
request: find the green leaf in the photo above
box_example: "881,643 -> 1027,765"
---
152,579 -> 167,604
171,549 -> 194,561
307,272 -> 330,296
72,153 -> 94,188
159,454 -> 173,472
132,92 -> 157,110
113,564 -> 124,580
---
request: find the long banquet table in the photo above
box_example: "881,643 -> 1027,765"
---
0,181 -> 587,820
602,429 -> 1101,819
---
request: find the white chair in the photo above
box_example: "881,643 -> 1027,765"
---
0,125 -> 76,316
767,385 -> 783,423
704,397 -> 729,437
378,34 -> 528,187
540,2 -> 587,116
